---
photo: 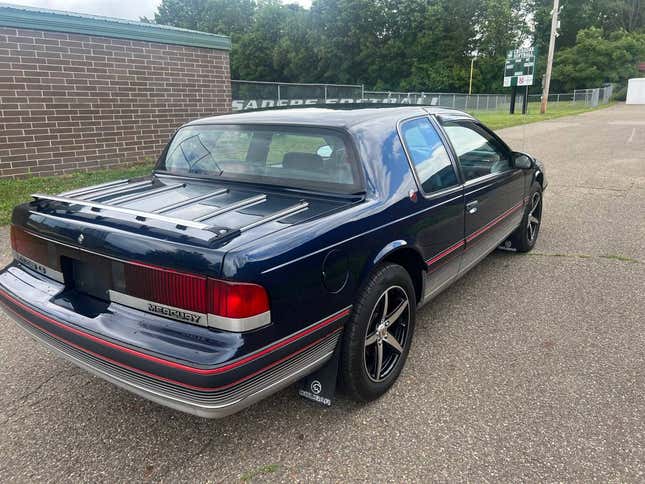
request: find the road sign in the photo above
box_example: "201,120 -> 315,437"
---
504,47 -> 537,87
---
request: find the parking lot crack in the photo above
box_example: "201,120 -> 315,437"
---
17,368 -> 75,402
556,184 -> 634,194
526,252 -> 641,263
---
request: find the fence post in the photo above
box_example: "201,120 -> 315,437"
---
452,94 -> 456,109
277,84 -> 281,103
324,85 -> 327,102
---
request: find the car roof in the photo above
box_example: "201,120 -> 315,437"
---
184,105 -> 475,129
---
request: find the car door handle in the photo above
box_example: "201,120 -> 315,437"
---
466,201 -> 479,214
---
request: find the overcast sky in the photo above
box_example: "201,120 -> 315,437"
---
7,0 -> 312,21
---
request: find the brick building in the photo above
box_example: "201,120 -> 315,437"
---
0,4 -> 231,178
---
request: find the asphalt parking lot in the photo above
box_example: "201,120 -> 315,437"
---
0,103 -> 643,482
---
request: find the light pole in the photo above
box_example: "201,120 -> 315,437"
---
469,57 -> 476,95
541,0 -> 560,114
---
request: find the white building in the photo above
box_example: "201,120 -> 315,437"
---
626,78 -> 645,104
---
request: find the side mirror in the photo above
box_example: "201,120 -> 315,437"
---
317,145 -> 333,158
513,152 -> 533,169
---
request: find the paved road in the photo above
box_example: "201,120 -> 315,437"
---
1,104 -> 643,482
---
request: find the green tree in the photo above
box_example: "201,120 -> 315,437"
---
233,2 -> 313,81
152,0 -> 255,38
471,0 -> 533,93
308,0 -> 389,85
399,0 -> 477,91
533,0 -> 644,55
149,0 -> 641,93
551,27 -> 645,90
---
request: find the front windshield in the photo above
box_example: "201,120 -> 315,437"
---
160,125 -> 361,193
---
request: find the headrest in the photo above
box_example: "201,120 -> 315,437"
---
282,152 -> 324,172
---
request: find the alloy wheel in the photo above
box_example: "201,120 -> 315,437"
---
363,285 -> 410,382
527,191 -> 542,243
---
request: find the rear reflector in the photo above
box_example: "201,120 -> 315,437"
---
10,225 -> 49,265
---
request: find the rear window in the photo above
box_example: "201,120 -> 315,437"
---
160,125 -> 362,193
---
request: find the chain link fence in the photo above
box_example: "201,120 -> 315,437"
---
363,91 -> 512,111
527,86 -> 613,107
232,80 -> 613,112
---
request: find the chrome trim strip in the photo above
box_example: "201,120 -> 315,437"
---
153,189 -> 229,214
240,201 -> 309,232
464,171 -> 521,195
208,311 -> 271,332
108,290 -> 208,327
108,290 -> 272,332
464,179 -> 502,196
193,194 -> 268,222
30,194 -> 213,230
12,250 -> 64,283
108,183 -> 185,205
80,180 -> 153,200
60,179 -> 128,198
261,195 -> 462,274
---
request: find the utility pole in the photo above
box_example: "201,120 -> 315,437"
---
469,57 -> 475,95
540,0 -> 559,114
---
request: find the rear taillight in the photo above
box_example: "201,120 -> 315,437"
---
10,226 -> 48,264
121,261 -> 270,330
208,279 -> 270,319
123,261 -> 208,314
11,225 -> 270,331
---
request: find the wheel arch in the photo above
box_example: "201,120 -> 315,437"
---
535,169 -> 544,187
371,242 -> 426,304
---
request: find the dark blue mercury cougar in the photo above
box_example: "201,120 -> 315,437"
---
0,107 -> 546,418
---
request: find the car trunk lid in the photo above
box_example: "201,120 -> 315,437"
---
10,174 -> 360,324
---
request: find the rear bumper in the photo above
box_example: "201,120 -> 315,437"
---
10,308 -> 339,418
0,264 -> 347,418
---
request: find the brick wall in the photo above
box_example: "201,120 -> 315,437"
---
0,27 -> 231,178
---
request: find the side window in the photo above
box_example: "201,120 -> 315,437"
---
440,120 -> 511,182
400,117 -> 459,194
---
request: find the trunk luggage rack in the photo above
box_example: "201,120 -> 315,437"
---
30,177 -> 310,241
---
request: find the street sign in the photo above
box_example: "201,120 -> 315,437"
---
504,47 -> 537,87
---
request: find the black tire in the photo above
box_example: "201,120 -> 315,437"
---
510,181 -> 543,252
340,263 -> 416,402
